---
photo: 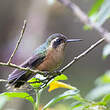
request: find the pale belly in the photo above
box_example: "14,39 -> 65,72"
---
37,49 -> 64,71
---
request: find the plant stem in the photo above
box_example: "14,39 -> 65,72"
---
34,90 -> 41,110
7,20 -> 27,64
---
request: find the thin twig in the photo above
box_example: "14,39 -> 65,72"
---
57,0 -> 110,72
60,37 -> 105,72
58,0 -> 110,39
0,79 -> 7,82
0,0 -> 110,88
7,20 -> 27,64
0,62 -> 45,75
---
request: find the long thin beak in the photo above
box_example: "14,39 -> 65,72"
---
66,39 -> 82,43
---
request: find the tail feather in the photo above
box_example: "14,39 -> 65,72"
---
8,69 -> 32,88
7,53 -> 45,88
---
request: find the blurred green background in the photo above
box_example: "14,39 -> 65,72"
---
0,0 -> 110,110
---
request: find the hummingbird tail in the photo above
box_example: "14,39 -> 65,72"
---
7,53 -> 46,88
7,70 -> 32,88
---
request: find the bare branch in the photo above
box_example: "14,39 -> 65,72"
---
0,79 -> 7,82
0,62 -> 45,76
60,37 -> 105,72
58,0 -> 110,39
57,0 -> 110,72
1,0 -> 110,88
7,20 -> 27,64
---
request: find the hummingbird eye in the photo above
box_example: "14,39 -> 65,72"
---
56,38 -> 62,43
52,38 -> 64,48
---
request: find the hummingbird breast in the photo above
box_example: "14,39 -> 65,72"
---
37,44 -> 65,71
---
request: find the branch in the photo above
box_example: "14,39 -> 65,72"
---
60,37 -> 105,72
0,62 -> 45,76
7,20 -> 27,64
58,0 -> 110,39
0,0 -> 110,88
0,79 -> 7,82
57,0 -> 110,72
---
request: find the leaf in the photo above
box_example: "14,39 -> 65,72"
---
84,0 -> 104,30
101,94 -> 110,105
88,0 -> 104,17
86,84 -> 110,100
43,89 -> 79,110
48,81 -> 77,92
28,74 -> 68,90
72,104 -> 84,110
28,74 -> 47,89
95,70 -> 110,85
95,0 -> 110,26
54,74 -> 68,81
28,77 -> 42,88
86,0 -> 110,29
85,104 -> 107,110
0,92 -> 35,104
103,44 -> 110,59
73,94 -> 87,103
71,102 -> 84,110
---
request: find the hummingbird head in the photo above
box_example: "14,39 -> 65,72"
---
46,33 -> 82,49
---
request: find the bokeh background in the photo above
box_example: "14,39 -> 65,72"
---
0,0 -> 110,110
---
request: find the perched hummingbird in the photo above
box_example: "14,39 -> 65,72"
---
7,33 -> 82,88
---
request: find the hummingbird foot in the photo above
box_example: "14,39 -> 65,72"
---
43,70 -> 62,77
43,71 -> 50,77
28,71 -> 62,89
39,75 -> 56,89
48,70 -> 62,77
53,70 -> 62,76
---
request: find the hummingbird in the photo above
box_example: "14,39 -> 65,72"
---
7,33 -> 82,88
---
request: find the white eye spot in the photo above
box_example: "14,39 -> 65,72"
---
49,38 -> 59,48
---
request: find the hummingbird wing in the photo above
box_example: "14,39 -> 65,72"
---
8,53 -> 46,88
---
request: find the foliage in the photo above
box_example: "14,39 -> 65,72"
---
88,0 -> 110,26
0,92 -> 34,104
84,0 -> 110,29
103,44 -> 110,59
43,90 -> 79,110
1,0 -> 110,110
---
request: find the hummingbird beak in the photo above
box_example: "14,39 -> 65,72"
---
66,39 -> 82,43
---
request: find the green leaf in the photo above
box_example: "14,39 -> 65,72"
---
103,44 -> 110,59
84,0 -> 104,30
101,94 -> 110,105
0,95 -> 9,109
86,84 -> 110,100
95,0 -> 110,26
28,77 -> 42,88
88,0 -> 104,17
72,105 -> 84,110
84,104 -> 107,110
0,92 -> 35,104
73,94 -> 87,103
95,70 -> 110,85
43,90 -> 79,110
87,0 -> 110,28
54,74 -> 68,81
71,102 -> 84,110
28,74 -> 68,90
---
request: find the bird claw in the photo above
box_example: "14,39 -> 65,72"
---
42,71 -> 50,77
53,70 -> 62,76
39,75 -> 56,89
29,70 -> 62,89
43,70 -> 62,77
